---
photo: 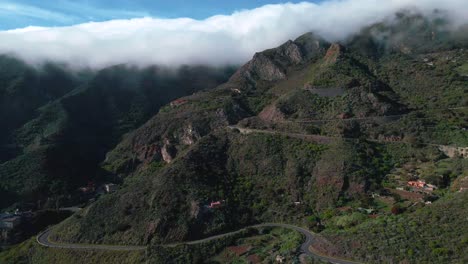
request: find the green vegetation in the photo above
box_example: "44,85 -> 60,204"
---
322,192 -> 468,263
210,227 -> 303,263
1,12 -> 468,264
0,238 -> 144,264
45,14 -> 468,262
456,63 -> 468,76
0,63 -> 235,212
148,227 -> 303,264
50,131 -> 328,245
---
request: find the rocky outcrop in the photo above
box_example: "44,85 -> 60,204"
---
243,53 -> 286,82
342,87 -> 407,117
231,39 -> 311,83
277,40 -> 304,65
439,146 -> 468,159
135,144 -> 162,164
324,43 -> 344,64
181,124 -> 200,146
258,104 -> 285,123
161,139 -> 177,163
189,200 -> 201,219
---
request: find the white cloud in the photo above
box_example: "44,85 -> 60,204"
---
0,0 -> 466,69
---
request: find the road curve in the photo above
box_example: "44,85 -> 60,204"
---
38,223 -> 360,263
257,223 -> 361,264
36,229 -> 146,251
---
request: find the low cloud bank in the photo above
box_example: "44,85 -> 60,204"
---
0,0 -> 466,68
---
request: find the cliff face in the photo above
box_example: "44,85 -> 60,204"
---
230,36 -> 327,84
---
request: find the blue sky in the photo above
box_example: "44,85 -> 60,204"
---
0,0 -> 317,30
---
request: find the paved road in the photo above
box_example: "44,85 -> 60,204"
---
228,126 -> 335,144
36,229 -> 146,251
58,207 -> 82,213
228,125 -> 446,148
37,223 -> 360,263
256,223 -> 361,264
276,106 -> 468,124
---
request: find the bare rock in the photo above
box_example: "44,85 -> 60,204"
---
258,104 -> 285,123
161,141 -> 177,163
324,43 -> 344,64
181,124 -> 200,146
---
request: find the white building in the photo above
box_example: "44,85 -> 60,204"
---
104,183 -> 118,193
0,216 -> 21,229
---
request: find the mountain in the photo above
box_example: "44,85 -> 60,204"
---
1,12 -> 467,264
0,61 -> 236,210
40,13 -> 468,263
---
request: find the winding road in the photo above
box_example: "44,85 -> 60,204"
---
227,125 -> 449,148
37,229 -> 146,251
37,223 -> 360,263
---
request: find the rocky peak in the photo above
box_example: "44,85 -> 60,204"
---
276,40 -> 304,65
240,53 -> 286,82
294,32 -> 329,60
230,39 -> 307,83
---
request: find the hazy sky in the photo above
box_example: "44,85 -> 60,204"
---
0,0 -> 466,68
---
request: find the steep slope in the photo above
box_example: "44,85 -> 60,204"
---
0,56 -> 80,162
5,12 -> 468,264
0,64 -> 235,211
102,33 -> 330,176
320,191 -> 468,263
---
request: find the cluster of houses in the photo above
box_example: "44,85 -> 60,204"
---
0,210 -> 32,230
0,214 -> 21,230
78,182 -> 118,196
78,182 -> 119,204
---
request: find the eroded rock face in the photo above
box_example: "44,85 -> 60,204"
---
134,143 -> 162,164
161,139 -> 177,163
324,43 -> 344,64
145,220 -> 160,243
231,39 -> 308,83
248,53 -> 286,81
258,104 -> 285,123
278,40 -> 304,65
189,200 -> 200,219
181,124 -> 200,146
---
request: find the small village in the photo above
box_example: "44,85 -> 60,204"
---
1,182 -> 118,236
0,210 -> 30,230
77,182 -> 119,202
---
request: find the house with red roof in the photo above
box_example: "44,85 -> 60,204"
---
209,201 -> 223,209
170,99 -> 188,107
